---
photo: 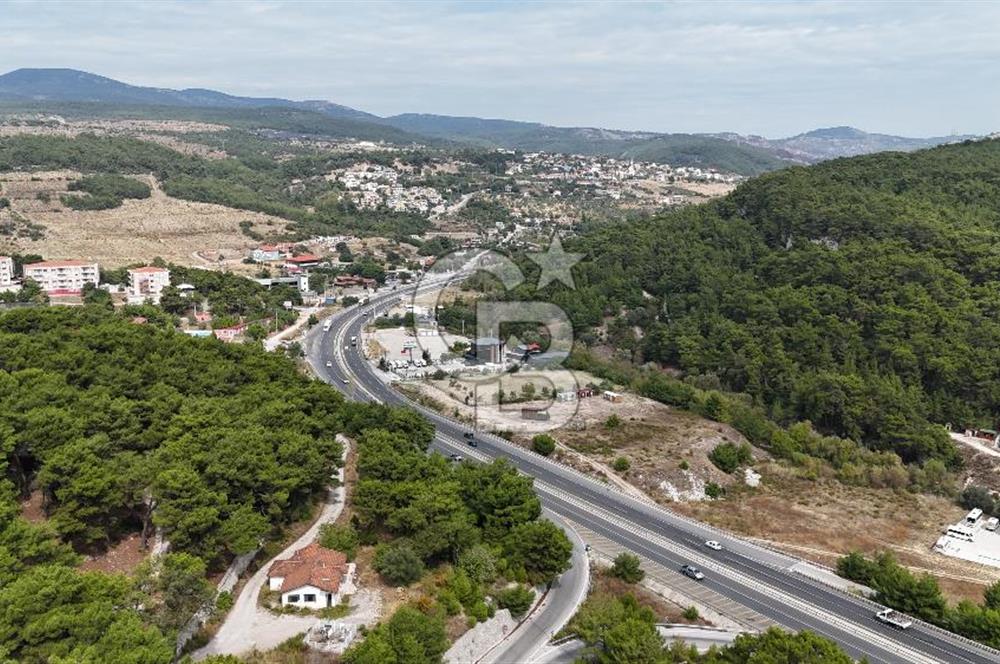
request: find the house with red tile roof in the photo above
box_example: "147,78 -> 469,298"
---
267,542 -> 356,609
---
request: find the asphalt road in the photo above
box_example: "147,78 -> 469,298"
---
304,280 -> 1000,664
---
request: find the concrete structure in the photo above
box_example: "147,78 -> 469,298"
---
127,266 -> 170,304
23,260 -> 99,295
267,542 -> 355,610
0,256 -> 14,286
474,336 -> 505,364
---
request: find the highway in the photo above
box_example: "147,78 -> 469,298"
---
304,278 -> 1000,664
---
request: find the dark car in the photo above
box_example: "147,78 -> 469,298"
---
681,564 -> 705,581
463,432 -> 478,446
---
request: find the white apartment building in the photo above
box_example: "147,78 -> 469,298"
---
127,266 -> 171,304
23,260 -> 100,295
0,256 -> 13,286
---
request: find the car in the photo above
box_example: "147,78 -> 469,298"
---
449,454 -> 464,462
342,378 -> 349,385
463,432 -> 475,439
705,540 -> 722,551
681,565 -> 705,581
325,361 -> 332,368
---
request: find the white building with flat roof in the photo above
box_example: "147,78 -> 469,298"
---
23,260 -> 99,296
127,266 -> 170,304
0,256 -> 13,286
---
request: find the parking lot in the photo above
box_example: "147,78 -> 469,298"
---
933,512 -> 1000,569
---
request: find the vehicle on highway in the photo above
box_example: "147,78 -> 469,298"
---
681,564 -> 705,581
350,336 -> 358,346
875,608 -> 913,630
705,540 -> 722,551
322,321 -> 332,332
342,378 -> 349,385
463,432 -> 478,447
325,361 -> 332,368
449,454 -> 464,462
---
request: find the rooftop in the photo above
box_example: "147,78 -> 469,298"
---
129,266 -> 169,273
24,260 -> 97,269
268,542 -> 349,593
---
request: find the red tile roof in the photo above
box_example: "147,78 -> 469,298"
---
269,543 -> 349,594
286,254 -> 321,263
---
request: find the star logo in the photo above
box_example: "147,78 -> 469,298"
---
528,235 -> 583,290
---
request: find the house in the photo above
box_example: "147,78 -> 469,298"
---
126,266 -> 170,304
284,254 -> 321,270
333,275 -> 377,289
602,390 -> 623,403
23,260 -> 99,295
250,244 -> 292,263
267,542 -> 356,609
213,323 -> 248,343
0,256 -> 13,286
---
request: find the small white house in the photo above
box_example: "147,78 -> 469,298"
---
267,542 -> 356,610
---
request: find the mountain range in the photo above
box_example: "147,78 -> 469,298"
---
0,68 -> 977,175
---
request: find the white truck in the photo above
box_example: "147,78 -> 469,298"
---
875,608 -> 913,630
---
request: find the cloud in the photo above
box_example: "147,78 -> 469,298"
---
1,1 -> 998,136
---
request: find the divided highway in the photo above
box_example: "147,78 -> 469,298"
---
304,280 -> 1000,664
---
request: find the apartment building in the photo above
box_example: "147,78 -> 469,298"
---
23,260 -> 100,295
127,266 -> 171,304
0,256 -> 13,286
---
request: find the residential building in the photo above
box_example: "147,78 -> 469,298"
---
267,542 -> 356,610
250,244 -> 292,263
284,254 -> 321,270
126,266 -> 170,304
0,256 -> 13,286
473,336 -> 505,364
213,323 -> 248,343
23,260 -> 99,296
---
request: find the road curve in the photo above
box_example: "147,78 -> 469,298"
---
303,278 -> 1000,664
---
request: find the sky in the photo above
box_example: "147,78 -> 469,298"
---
3,0 -> 999,138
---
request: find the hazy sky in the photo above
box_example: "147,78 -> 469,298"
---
3,0 -> 998,138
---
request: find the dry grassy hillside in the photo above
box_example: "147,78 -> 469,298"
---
0,171 -> 287,271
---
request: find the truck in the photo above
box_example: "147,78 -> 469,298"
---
986,517 -> 1000,532
875,608 -> 913,630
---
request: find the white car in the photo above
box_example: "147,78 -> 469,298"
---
705,540 -> 722,551
325,361 -> 333,368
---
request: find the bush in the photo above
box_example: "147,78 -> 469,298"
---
496,585 -> 535,618
215,591 -> 234,613
708,442 -> 753,474
531,434 -> 556,456
705,482 -> 725,499
609,552 -> 644,584
319,523 -> 359,561
682,605 -> 700,621
959,485 -> 996,516
457,544 -> 498,585
679,460 -> 689,470
611,456 -> 630,472
604,414 -> 622,429
373,543 -> 424,586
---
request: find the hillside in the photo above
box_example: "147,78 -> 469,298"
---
561,137 -> 1000,469
384,113 -> 789,175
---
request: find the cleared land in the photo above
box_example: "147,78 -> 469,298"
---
0,170 -> 288,270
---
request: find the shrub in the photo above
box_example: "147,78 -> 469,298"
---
705,482 -> 725,499
215,591 -> 234,613
319,523 -> 359,561
531,434 -> 556,456
457,544 -> 498,585
496,584 -> 535,618
708,442 -> 753,474
682,605 -> 700,621
611,456 -> 630,472
373,543 -> 424,586
959,485 -> 996,516
604,414 -> 622,429
609,552 -> 644,584
679,460 -> 689,471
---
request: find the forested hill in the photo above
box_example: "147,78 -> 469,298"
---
563,137 -> 1000,467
